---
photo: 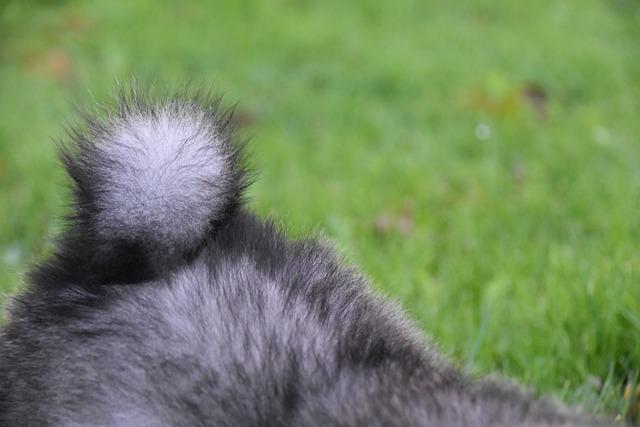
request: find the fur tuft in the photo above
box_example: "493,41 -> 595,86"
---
61,86 -> 247,268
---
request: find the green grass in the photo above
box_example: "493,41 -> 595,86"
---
1,0 -> 640,422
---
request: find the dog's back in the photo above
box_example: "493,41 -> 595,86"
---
0,88 -> 612,426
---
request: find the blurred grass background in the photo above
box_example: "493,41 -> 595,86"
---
1,0 -> 639,422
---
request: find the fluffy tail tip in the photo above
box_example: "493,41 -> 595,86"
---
62,86 -> 247,267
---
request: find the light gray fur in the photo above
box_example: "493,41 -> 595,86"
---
91,104 -> 231,254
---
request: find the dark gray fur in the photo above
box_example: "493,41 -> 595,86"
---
0,87 -> 614,426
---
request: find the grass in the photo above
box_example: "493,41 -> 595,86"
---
1,0 -> 640,422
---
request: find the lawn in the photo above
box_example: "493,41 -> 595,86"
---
1,0 -> 639,422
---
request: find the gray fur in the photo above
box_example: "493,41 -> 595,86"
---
92,109 -> 227,246
0,88 -> 614,426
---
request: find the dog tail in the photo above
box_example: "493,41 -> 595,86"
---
61,84 -> 248,270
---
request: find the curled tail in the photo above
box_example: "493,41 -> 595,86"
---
61,85 -> 248,272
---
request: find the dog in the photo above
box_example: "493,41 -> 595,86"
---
0,86 -> 613,426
